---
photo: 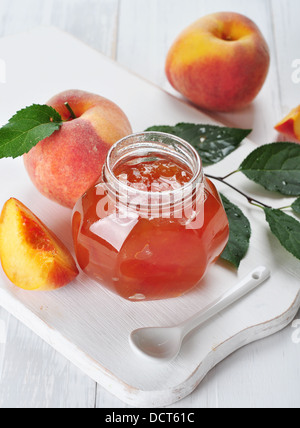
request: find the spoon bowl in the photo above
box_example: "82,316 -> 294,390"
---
130,326 -> 183,361
129,266 -> 271,362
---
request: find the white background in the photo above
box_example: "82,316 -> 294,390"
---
0,0 -> 300,408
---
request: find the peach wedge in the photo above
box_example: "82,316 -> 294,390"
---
275,106 -> 300,142
0,198 -> 79,291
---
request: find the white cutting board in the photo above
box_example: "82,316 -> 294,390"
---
0,27 -> 299,408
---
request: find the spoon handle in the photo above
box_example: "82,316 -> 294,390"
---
180,266 -> 271,337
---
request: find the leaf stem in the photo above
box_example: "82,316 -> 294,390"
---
277,205 -> 292,211
221,169 -> 241,180
206,174 -> 272,209
64,102 -> 77,120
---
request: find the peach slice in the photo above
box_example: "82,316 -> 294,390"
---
275,106 -> 300,142
0,198 -> 79,291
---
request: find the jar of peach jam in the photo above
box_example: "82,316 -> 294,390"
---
72,132 -> 229,301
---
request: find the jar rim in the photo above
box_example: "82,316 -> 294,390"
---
103,131 -> 203,200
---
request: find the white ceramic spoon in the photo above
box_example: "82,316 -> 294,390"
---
129,266 -> 271,362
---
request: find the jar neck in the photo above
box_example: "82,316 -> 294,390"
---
102,132 -> 204,217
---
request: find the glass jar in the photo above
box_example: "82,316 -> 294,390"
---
72,132 -> 229,301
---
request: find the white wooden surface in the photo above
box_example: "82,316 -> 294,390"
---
0,0 -> 299,409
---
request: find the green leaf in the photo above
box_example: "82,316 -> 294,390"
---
220,194 -> 251,268
145,123 -> 252,166
0,104 -> 63,159
264,208 -> 300,260
240,142 -> 300,196
292,197 -> 300,215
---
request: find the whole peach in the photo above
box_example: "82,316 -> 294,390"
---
23,90 -> 132,208
165,12 -> 270,112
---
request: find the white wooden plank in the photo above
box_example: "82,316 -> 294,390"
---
0,27 -> 299,408
50,0 -> 120,57
0,0 -> 121,409
271,0 -> 300,114
0,312 -> 96,408
0,0 -> 119,56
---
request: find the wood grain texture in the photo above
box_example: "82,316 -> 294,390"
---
271,0 -> 300,114
0,0 -> 120,56
0,308 -> 96,408
0,0 -> 120,409
0,0 -> 300,409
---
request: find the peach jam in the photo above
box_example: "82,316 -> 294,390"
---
72,132 -> 229,301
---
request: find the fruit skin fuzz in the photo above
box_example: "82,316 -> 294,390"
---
23,89 -> 133,209
165,12 -> 270,112
0,198 -> 79,291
